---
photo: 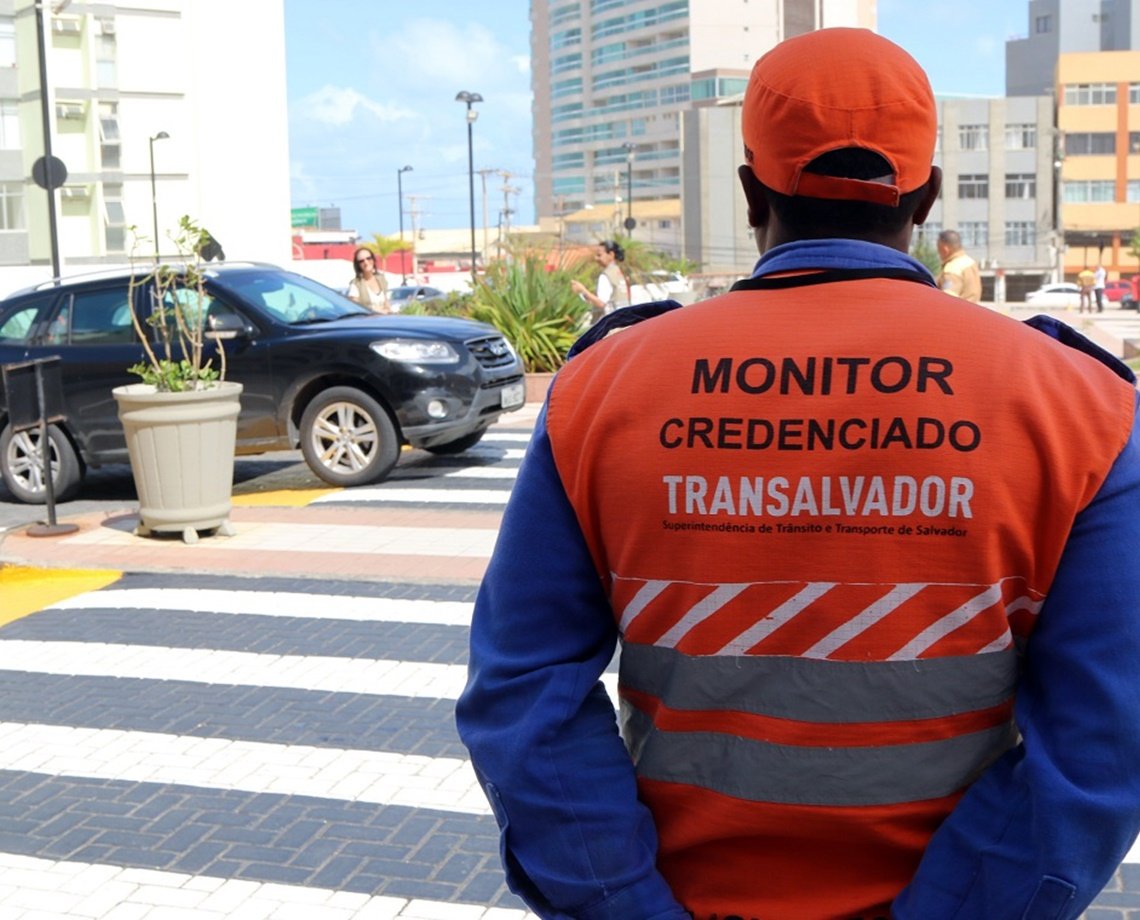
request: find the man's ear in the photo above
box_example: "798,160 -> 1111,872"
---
913,166 -> 942,225
738,164 -> 770,229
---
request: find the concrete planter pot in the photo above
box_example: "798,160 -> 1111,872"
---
112,381 -> 243,543
525,372 -> 556,404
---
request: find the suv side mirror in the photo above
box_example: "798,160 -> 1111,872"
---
206,311 -> 252,341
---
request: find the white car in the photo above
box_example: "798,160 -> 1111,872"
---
630,270 -> 691,304
1024,282 -> 1081,309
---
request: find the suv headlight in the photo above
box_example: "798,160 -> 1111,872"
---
371,339 -> 460,364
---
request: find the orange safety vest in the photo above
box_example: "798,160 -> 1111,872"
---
545,279 -> 1135,919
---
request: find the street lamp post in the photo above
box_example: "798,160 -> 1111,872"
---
621,142 -> 636,237
148,131 -> 169,262
397,164 -> 413,284
455,91 -> 483,283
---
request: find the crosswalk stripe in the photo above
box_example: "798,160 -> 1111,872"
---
48,589 -> 474,625
314,488 -> 510,505
0,640 -> 620,703
0,640 -> 470,698
443,466 -> 519,479
0,721 -> 492,814
0,853 -> 539,918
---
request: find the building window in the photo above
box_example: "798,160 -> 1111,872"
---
96,32 -> 117,87
0,182 -> 25,230
1035,14 -> 1051,33
552,77 -> 582,100
0,100 -> 18,150
1063,82 -> 1116,105
552,102 -> 583,123
1005,123 -> 1036,149
1127,179 -> 1140,202
1063,180 -> 1116,203
1004,221 -> 1035,246
550,2 -> 580,27
98,104 -> 121,170
960,222 -> 988,247
1065,132 -> 1115,155
551,53 -> 581,75
553,151 -> 584,169
0,17 -> 13,68
958,125 -> 988,151
550,28 -> 581,51
958,174 -> 989,199
1130,83 -> 1140,104
103,183 -> 125,252
1005,173 -> 1036,199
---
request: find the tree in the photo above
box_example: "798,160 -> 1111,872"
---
911,233 -> 941,277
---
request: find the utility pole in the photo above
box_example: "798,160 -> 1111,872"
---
476,167 -> 496,264
499,170 -> 519,241
406,194 -> 428,280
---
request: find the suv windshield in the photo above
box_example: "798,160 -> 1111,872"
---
211,269 -> 369,324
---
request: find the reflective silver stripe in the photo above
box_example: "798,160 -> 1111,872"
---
620,643 -> 1017,723
622,703 -> 1017,807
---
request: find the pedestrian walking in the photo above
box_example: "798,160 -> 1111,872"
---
571,240 -> 630,323
1095,264 -> 1107,312
935,229 -> 981,303
1078,266 -> 1096,313
458,27 -> 1140,920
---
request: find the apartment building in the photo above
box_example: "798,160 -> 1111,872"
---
0,0 -> 289,287
1054,50 -> 1140,278
530,0 -> 875,239
1008,0 -> 1140,96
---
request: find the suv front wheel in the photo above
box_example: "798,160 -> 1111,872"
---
0,422 -> 83,504
299,386 -> 400,488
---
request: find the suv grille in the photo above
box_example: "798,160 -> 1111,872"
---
466,335 -> 516,369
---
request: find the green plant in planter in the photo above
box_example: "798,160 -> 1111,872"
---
469,255 -> 592,373
126,215 -> 225,391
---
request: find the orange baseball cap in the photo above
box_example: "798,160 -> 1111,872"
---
742,28 -> 937,207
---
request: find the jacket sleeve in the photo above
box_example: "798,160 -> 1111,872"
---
455,406 -> 689,920
894,392 -> 1140,920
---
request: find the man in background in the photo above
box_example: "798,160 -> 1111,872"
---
936,229 -> 981,302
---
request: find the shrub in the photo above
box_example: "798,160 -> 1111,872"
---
469,257 -> 591,372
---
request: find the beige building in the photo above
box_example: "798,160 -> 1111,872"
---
0,0 -> 289,290
1055,50 -> 1140,279
529,0 -> 875,244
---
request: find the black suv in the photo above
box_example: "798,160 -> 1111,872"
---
0,264 -> 525,503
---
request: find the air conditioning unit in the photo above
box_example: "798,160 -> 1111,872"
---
55,101 -> 84,120
98,18 -> 116,35
52,16 -> 81,35
60,185 -> 90,201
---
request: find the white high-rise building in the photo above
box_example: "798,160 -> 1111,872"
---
530,0 -> 876,227
0,0 -> 290,286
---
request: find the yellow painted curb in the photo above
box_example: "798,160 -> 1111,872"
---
232,489 -> 340,507
0,565 -> 122,626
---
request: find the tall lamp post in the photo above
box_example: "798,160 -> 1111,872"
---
396,164 -> 413,284
148,131 -> 169,262
455,91 -> 483,283
622,142 -> 636,238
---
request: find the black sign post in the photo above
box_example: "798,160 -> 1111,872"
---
1,357 -> 77,536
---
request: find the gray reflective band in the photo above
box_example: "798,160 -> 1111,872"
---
620,643 -> 1016,723
622,703 -> 1017,806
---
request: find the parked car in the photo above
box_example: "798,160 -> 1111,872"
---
1024,282 -> 1081,309
389,284 -> 447,311
1104,279 -> 1138,309
630,270 -> 692,304
0,264 -> 525,503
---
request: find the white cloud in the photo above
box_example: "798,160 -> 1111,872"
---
295,85 -> 416,127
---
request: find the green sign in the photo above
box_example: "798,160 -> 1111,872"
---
291,207 -> 319,228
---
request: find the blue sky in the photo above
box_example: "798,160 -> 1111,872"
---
283,0 -> 1025,239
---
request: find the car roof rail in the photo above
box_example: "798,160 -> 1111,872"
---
14,260 -> 287,295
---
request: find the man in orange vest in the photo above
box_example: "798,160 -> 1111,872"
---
458,28 -> 1140,920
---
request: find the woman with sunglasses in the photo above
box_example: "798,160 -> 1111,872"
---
347,247 -> 390,313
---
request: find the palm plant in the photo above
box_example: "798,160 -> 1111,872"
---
469,255 -> 592,372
